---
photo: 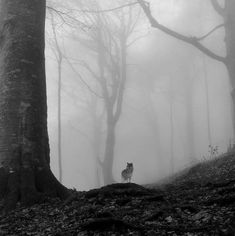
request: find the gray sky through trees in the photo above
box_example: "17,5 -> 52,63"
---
45,0 -> 232,190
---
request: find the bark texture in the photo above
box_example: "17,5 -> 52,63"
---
0,0 -> 68,211
224,0 -> 235,138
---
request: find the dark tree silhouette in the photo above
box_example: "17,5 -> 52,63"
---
0,0 -> 68,211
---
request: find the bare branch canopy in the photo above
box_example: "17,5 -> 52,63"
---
137,0 -> 226,64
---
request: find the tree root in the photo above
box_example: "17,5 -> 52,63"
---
0,167 -> 69,212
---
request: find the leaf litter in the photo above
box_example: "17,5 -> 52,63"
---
0,154 -> 235,235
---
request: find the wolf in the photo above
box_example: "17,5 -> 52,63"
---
121,162 -> 133,183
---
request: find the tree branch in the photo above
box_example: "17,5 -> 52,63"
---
137,0 -> 226,63
210,0 -> 225,16
65,57 -> 103,99
68,2 -> 139,14
127,32 -> 149,48
196,23 -> 225,41
47,6 -> 89,29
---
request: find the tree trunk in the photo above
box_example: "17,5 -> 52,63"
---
185,70 -> 196,163
169,96 -> 174,175
57,58 -> 62,183
102,117 -> 116,185
0,0 -> 68,211
224,0 -> 235,142
202,56 -> 212,146
142,89 -> 163,173
101,31 -> 127,185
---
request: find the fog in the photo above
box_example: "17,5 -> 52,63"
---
44,0 -> 233,190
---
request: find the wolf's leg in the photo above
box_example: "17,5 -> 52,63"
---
121,176 -> 125,183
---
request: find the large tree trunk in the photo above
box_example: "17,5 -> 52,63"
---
186,84 -> 195,162
0,0 -> 68,211
224,0 -> 235,142
90,96 -> 103,188
142,89 -> 163,174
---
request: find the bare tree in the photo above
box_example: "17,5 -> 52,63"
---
138,0 -> 235,141
72,1 -> 141,185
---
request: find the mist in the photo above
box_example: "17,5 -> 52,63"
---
45,0 -> 232,190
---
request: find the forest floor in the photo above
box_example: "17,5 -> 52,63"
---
0,153 -> 235,235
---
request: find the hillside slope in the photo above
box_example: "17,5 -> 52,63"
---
0,154 -> 235,235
